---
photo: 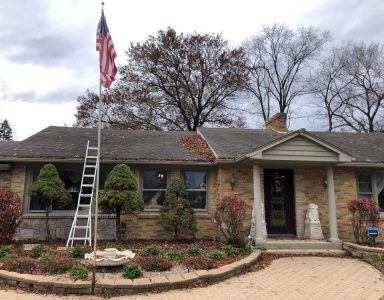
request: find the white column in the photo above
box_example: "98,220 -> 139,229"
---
326,166 -> 339,242
252,164 -> 265,244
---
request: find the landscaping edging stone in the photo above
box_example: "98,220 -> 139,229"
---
343,242 -> 384,258
0,250 -> 261,295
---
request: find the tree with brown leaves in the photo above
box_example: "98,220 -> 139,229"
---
75,28 -> 248,131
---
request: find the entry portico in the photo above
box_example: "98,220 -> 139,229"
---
242,130 -> 353,245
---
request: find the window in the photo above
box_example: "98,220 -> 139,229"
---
357,173 -> 384,212
182,170 -> 208,210
142,169 -> 168,210
29,168 -> 82,211
357,174 -> 373,199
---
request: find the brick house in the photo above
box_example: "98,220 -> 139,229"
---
0,113 -> 383,244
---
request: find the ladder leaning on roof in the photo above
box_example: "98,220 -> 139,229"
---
66,141 -> 98,247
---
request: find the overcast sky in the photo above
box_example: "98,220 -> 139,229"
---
1,0 -> 383,140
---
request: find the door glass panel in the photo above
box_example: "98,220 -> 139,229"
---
269,171 -> 287,227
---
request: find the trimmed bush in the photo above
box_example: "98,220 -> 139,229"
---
122,264 -> 143,279
137,256 -> 172,271
186,246 -> 203,256
0,189 -> 22,244
166,249 -> 185,262
160,179 -> 196,240
184,256 -> 219,270
31,244 -> 45,258
141,245 -> 161,256
70,265 -> 88,280
39,252 -> 56,262
214,196 -> 248,246
208,249 -> 224,260
67,245 -> 88,258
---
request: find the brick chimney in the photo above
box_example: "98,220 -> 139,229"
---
265,113 -> 287,132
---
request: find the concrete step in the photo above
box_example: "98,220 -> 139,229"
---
258,240 -> 342,250
264,249 -> 347,256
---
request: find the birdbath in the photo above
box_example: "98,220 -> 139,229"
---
84,248 -> 135,267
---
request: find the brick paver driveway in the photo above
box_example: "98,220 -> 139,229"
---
0,257 -> 383,300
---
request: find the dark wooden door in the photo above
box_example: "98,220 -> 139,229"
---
264,169 -> 295,235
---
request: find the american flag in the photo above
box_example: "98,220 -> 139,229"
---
96,10 -> 117,89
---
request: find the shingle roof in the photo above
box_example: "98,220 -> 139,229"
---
198,128 -> 285,159
0,126 -> 209,162
1,126 -> 384,164
198,127 -> 384,163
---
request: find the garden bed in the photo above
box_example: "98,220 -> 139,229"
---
0,240 -> 251,281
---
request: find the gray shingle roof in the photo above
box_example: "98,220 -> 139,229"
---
199,127 -> 384,163
0,126 -> 207,162
1,126 -> 384,164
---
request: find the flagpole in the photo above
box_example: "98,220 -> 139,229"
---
92,3 -> 104,294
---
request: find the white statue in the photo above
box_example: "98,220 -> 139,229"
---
305,203 -> 320,223
304,203 -> 324,240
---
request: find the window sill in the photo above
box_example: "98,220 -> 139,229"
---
22,213 -> 115,219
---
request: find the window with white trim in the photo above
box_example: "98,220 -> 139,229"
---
357,173 -> 384,211
142,169 -> 168,210
182,170 -> 208,210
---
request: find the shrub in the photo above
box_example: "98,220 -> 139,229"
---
223,244 -> 237,257
0,245 -> 15,259
2,253 -> 17,260
27,164 -> 71,241
166,249 -> 185,262
141,245 -> 161,256
0,189 -> 22,244
347,199 -> 380,245
186,246 -> 203,256
1,257 -> 37,274
105,242 -> 124,251
67,245 -> 88,258
160,179 -> 196,240
122,264 -> 143,279
99,164 -> 144,241
208,249 -> 224,260
137,256 -> 172,271
214,197 -> 248,246
31,244 -> 45,258
39,252 -> 56,262
40,256 -> 74,274
70,265 -> 89,280
184,256 -> 219,270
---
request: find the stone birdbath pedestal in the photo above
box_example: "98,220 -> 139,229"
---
84,248 -> 135,267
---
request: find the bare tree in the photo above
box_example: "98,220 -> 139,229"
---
244,23 -> 330,121
76,28 -> 248,131
312,42 -> 384,132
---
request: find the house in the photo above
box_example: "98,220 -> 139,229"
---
0,113 -> 383,244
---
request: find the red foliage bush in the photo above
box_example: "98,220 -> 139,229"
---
40,256 -> 74,274
0,189 -> 22,243
214,197 -> 248,246
184,256 -> 219,270
0,257 -> 37,274
346,199 -> 380,245
136,256 -> 172,272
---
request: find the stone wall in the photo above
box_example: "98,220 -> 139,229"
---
15,214 -> 116,241
0,170 -> 11,189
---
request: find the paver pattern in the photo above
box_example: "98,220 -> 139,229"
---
0,256 -> 383,300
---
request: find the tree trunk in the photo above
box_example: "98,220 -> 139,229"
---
45,205 -> 51,242
173,224 -> 178,241
116,211 -> 121,242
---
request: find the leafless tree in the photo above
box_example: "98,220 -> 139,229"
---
244,23 -> 330,121
312,42 -> 384,132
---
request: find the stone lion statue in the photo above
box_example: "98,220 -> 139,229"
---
305,203 -> 320,223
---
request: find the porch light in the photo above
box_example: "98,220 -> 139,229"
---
228,175 -> 236,190
157,171 -> 165,181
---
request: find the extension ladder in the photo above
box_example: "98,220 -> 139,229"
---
66,141 -> 98,247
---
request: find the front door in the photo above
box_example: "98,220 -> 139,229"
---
264,169 -> 295,235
